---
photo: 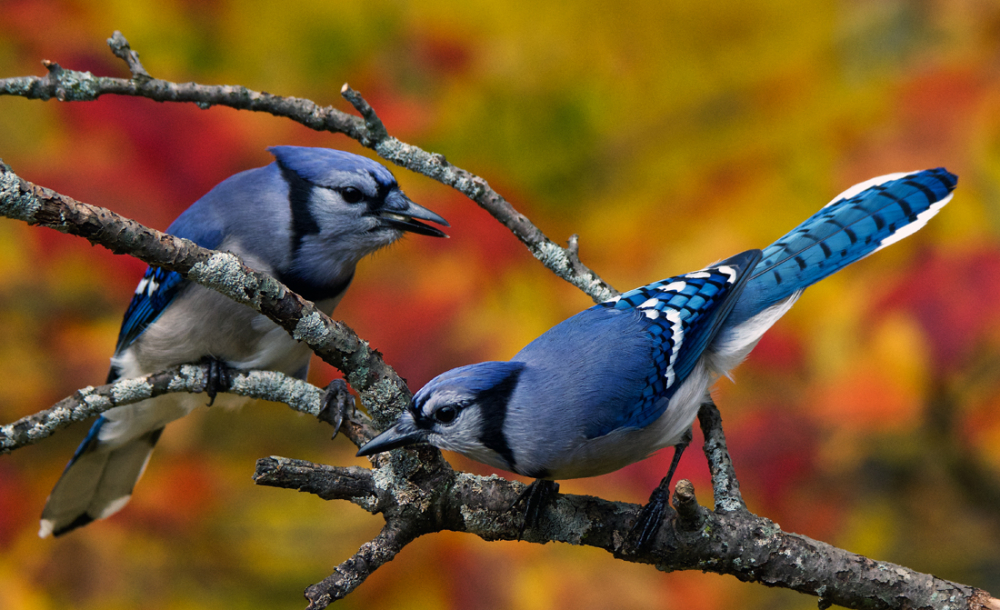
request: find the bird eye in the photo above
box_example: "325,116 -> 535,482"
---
433,405 -> 458,424
341,187 -> 364,204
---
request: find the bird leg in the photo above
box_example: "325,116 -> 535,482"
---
513,479 -> 560,540
317,379 -> 355,438
619,427 -> 693,555
200,357 -> 232,406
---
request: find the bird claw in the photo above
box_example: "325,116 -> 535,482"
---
318,379 -> 354,439
618,430 -> 691,556
201,358 -> 232,406
514,479 -> 560,540
618,483 -> 671,556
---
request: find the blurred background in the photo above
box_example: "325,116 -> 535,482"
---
2,1 -> 1000,608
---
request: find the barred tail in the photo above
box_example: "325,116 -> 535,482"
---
710,168 -> 956,373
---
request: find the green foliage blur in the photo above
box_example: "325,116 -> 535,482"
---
2,1 -> 1000,608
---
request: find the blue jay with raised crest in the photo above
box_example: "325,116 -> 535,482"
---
40,146 -> 449,538
358,168 -> 956,547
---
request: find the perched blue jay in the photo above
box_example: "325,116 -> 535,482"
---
358,168 -> 956,545
40,146 -> 449,538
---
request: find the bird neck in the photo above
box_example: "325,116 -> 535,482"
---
276,267 -> 356,304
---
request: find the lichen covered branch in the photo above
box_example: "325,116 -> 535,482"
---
254,453 -> 998,610
0,364 -> 337,454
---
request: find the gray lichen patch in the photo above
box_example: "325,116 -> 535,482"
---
231,371 -> 322,415
110,377 -> 153,404
0,166 -> 42,222
293,311 -> 328,344
169,364 -> 205,393
189,253 -> 260,308
536,496 -> 593,545
77,386 -> 113,411
52,69 -> 101,101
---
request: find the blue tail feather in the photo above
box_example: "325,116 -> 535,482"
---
729,168 -> 956,324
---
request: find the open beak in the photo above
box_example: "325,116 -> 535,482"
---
377,190 -> 449,238
356,417 -> 429,457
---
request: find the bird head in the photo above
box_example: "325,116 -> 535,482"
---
357,361 -> 524,472
269,145 -> 448,242
255,146 -> 449,297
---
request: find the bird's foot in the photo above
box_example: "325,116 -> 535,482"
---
513,479 -> 560,540
317,379 -> 355,438
200,357 -> 232,406
618,478 -> 673,556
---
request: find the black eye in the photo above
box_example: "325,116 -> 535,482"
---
433,405 -> 458,424
341,187 -> 364,204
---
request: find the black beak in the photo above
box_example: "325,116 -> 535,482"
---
356,418 -> 429,457
377,190 -> 449,238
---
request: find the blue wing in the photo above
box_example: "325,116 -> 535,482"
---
729,168 -> 956,325
109,202 -> 228,371
586,249 -> 762,436
110,267 -> 187,361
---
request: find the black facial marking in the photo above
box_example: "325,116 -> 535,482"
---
278,161 -> 320,255
277,269 -> 355,303
367,181 -> 396,216
476,369 -> 523,471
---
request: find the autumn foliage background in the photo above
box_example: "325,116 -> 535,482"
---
2,1 -> 1000,608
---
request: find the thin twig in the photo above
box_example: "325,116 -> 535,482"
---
698,400 -> 745,512
304,518 -> 420,608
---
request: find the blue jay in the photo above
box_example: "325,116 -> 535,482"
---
40,146 -> 449,538
358,168 -> 956,544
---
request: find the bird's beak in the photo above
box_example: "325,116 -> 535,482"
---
356,416 -> 429,456
377,190 -> 449,238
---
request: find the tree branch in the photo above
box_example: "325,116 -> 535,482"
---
0,31 -> 617,303
256,432 -> 1000,610
0,364 -> 359,454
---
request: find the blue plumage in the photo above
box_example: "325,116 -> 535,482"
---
110,268 -> 185,370
728,168 -> 956,327
41,146 -> 449,537
358,168 -> 956,492
589,249 -> 761,435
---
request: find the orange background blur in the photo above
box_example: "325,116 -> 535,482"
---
3,1 -> 1000,609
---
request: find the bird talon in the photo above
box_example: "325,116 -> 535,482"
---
318,379 -> 354,438
515,479 -> 559,540
619,486 -> 670,556
202,358 -> 231,406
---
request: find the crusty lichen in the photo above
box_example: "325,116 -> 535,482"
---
189,253 -> 259,308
